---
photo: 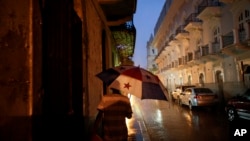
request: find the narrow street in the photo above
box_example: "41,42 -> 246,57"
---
127,96 -> 233,141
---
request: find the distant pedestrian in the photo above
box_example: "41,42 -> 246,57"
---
92,83 -> 133,141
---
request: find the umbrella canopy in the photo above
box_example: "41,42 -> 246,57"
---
96,65 -> 168,101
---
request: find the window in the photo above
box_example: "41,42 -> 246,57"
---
213,27 -> 220,42
238,10 -> 250,32
245,10 -> 249,18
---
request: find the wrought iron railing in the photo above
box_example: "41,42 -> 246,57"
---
239,29 -> 246,42
169,34 -> 176,41
222,31 -> 234,48
187,52 -> 193,62
211,42 -> 220,53
195,50 -> 201,60
178,57 -> 183,66
201,45 -> 209,56
185,13 -> 202,25
176,25 -> 189,35
198,0 -> 221,14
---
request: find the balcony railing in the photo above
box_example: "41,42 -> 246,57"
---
195,50 -> 201,60
222,31 -> 234,48
175,60 -> 178,67
201,45 -> 209,56
171,61 -> 175,68
187,52 -> 193,62
168,64 -> 171,69
185,13 -> 202,25
211,42 -> 220,53
183,56 -> 187,64
178,57 -> 183,65
239,30 -> 247,42
198,0 -> 221,14
176,25 -> 188,35
169,34 -> 176,41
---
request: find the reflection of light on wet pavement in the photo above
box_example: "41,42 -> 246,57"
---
126,95 -> 137,136
182,112 -> 192,127
126,117 -> 137,135
155,109 -> 163,123
182,110 -> 200,130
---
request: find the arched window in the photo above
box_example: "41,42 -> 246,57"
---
238,9 -> 249,41
213,26 -> 220,43
238,9 -> 250,32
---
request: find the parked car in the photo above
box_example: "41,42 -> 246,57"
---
179,87 -> 219,110
225,89 -> 250,121
171,85 -> 196,101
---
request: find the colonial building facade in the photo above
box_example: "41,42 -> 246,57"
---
147,34 -> 158,72
149,0 -> 250,102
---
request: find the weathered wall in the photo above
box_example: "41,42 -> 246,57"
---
0,0 -> 34,140
0,0 -> 115,140
85,0 -> 105,118
0,0 -> 30,117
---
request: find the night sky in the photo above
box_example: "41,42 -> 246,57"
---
133,0 -> 165,68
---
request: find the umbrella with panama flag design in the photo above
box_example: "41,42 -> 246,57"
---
96,65 -> 168,101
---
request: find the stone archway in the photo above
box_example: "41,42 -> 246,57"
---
188,75 -> 192,85
199,73 -> 205,87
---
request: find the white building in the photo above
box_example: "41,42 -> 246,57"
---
147,34 -> 158,72
149,0 -> 250,102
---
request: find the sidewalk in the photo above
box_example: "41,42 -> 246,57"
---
127,96 -> 151,141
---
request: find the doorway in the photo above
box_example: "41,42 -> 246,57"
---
215,70 -> 225,103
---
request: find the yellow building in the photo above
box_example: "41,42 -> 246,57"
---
149,0 -> 250,102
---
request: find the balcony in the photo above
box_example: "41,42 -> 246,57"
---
184,13 -> 202,32
221,31 -> 238,56
197,0 -> 221,18
210,42 -> 225,60
239,30 -> 247,42
197,0 -> 221,29
178,57 -> 183,66
186,52 -> 197,66
221,29 -> 250,58
169,34 -> 179,45
199,45 -> 214,61
175,25 -> 189,40
238,29 -> 250,49
222,31 -> 234,47
211,42 -> 220,54
199,44 -> 225,61
154,46 -> 167,62
177,57 -> 186,70
99,0 -> 137,64
99,0 -> 136,26
195,50 -> 201,60
201,45 -> 209,56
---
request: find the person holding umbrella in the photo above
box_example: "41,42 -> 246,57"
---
92,80 -> 133,141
